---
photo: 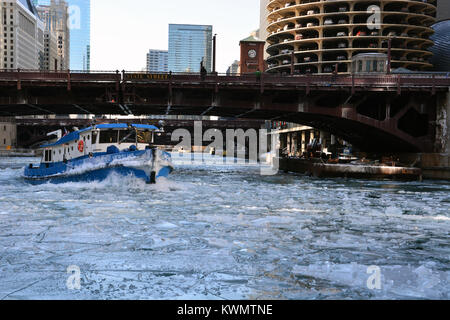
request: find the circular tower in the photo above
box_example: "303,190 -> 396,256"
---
265,0 -> 437,74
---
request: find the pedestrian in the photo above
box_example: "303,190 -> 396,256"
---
201,65 -> 207,81
255,68 -> 262,81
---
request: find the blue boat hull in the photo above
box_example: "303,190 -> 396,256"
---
24,149 -> 173,185
24,165 -> 173,185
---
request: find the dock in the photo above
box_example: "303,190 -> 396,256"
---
279,158 -> 423,181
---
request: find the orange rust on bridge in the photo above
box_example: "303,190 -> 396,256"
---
1,70 -> 449,153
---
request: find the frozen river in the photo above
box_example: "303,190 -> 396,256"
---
0,154 -> 448,300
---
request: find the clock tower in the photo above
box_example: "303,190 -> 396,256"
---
239,35 -> 266,74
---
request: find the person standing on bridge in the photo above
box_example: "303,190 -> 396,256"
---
255,69 -> 262,81
200,62 -> 207,81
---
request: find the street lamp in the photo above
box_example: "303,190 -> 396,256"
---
383,37 -> 396,74
212,34 -> 217,75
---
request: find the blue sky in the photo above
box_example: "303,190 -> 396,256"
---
91,0 -> 261,72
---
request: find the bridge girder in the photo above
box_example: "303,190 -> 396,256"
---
1,73 -> 448,152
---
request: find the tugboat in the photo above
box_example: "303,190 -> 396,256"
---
24,123 -> 173,184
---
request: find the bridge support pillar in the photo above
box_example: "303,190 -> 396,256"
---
434,89 -> 450,154
416,89 -> 450,179
301,131 -> 306,154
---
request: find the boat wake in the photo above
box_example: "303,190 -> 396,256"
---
2,162 -> 180,192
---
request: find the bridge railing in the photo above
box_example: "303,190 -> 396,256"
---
0,69 -> 121,82
1,69 -> 449,88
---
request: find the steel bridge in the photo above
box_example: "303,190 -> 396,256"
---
1,70 -> 449,152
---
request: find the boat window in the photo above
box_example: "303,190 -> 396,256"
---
44,150 -> 52,162
100,130 -> 119,144
119,130 -> 136,144
137,130 -> 152,144
92,132 -> 98,145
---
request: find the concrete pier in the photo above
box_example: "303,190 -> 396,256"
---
0,118 -> 17,151
422,89 -> 450,179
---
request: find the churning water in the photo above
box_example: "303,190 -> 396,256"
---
0,154 -> 448,300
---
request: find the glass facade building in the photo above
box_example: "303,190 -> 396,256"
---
147,49 -> 168,72
168,24 -> 212,73
34,0 -> 90,71
430,20 -> 450,71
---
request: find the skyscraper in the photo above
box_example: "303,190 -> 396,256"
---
259,0 -> 270,59
36,0 -> 70,70
0,0 -> 45,70
437,0 -> 450,21
146,49 -> 168,72
168,24 -> 212,73
35,0 -> 90,71
226,60 -> 239,75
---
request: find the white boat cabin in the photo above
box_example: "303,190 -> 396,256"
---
40,124 -> 159,164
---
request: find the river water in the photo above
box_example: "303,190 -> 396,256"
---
0,154 -> 448,300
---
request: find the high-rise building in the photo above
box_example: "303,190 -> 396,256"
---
42,30 -> 59,70
146,49 -> 168,72
36,0 -> 69,70
226,60 -> 239,75
430,19 -> 450,71
168,24 -> 212,73
259,0 -> 270,59
264,0 -> 437,74
0,0 -> 45,70
437,0 -> 450,21
35,0 -> 89,71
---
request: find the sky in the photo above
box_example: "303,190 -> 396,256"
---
91,0 -> 261,73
